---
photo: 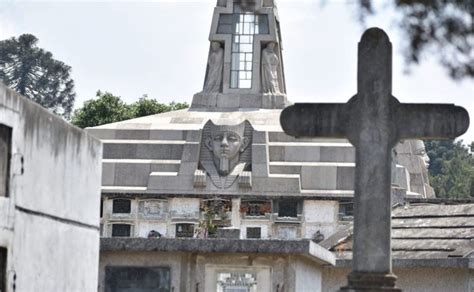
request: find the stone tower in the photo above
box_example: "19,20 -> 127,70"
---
191,0 -> 289,109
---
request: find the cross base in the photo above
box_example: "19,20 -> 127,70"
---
339,272 -> 401,292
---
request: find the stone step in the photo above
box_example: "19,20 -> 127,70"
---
87,128 -> 187,140
102,160 -> 181,187
103,141 -> 184,160
268,144 -> 355,162
268,132 -> 350,143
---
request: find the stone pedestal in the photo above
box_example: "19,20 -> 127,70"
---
191,92 -> 288,110
339,272 -> 401,292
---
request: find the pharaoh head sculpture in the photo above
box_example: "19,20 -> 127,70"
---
413,139 -> 430,168
203,120 -> 251,176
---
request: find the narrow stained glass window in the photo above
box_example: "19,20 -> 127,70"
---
222,7 -> 269,89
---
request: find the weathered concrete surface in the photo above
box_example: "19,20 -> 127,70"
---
0,82 -> 102,291
280,28 -> 469,291
99,249 -> 330,292
100,237 -> 335,266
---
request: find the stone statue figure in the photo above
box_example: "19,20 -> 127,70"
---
203,42 -> 224,93
261,42 -> 281,94
235,0 -> 256,11
197,120 -> 253,189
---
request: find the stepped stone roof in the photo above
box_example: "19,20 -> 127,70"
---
321,203 -> 474,267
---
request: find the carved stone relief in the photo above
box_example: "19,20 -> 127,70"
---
196,120 -> 253,189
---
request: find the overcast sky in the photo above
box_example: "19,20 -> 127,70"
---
1,0 -> 473,142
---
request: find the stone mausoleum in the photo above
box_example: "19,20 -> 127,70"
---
88,1 -> 474,291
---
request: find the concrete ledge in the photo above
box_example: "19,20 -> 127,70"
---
101,238 -> 335,266
335,258 -> 474,269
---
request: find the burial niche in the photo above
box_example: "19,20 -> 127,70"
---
105,266 -> 171,292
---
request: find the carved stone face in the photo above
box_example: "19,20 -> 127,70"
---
266,42 -> 276,51
211,41 -> 221,51
413,140 -> 430,168
205,122 -> 249,176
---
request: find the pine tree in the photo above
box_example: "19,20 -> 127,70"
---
0,34 -> 75,118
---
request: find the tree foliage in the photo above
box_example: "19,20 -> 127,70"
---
358,0 -> 473,80
71,91 -> 188,128
425,140 -> 474,198
0,34 -> 75,117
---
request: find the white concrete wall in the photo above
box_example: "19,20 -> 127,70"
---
293,257 -> 323,292
322,267 -> 471,292
0,83 -> 102,292
303,200 -> 338,240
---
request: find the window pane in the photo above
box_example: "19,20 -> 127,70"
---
246,62 -> 252,71
240,35 -> 251,44
0,124 -> 12,198
231,71 -> 239,88
240,44 -> 253,53
240,80 -> 251,88
113,199 -> 131,214
244,14 -> 255,22
239,62 -> 246,71
243,23 -> 251,34
112,224 -> 131,237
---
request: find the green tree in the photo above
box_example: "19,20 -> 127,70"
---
0,34 -> 75,117
129,95 -> 188,118
71,91 -> 189,128
357,0 -> 473,80
71,91 -> 131,128
426,140 -> 474,198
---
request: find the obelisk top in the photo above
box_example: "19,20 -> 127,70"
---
191,0 -> 289,110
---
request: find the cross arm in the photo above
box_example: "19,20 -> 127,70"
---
396,103 -> 470,139
280,103 -> 348,138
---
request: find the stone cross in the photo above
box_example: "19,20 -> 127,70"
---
280,28 -> 469,291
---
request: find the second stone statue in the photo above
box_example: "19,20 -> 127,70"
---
203,41 -> 224,93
